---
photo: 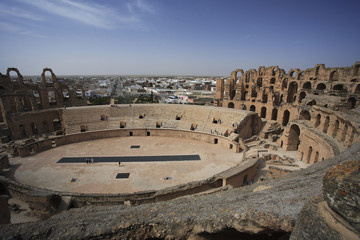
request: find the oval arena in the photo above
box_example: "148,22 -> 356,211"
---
0,64 -> 359,238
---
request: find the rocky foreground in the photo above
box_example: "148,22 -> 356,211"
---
1,143 -> 360,240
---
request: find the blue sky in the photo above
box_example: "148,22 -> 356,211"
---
0,0 -> 359,76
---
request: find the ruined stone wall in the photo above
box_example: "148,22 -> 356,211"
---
0,68 -> 87,140
215,62 -> 360,165
62,104 -> 259,141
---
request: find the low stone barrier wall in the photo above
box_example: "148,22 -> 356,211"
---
18,128 -> 241,157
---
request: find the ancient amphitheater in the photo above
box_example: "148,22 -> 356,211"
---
0,63 -> 359,239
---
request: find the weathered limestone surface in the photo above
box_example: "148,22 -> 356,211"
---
1,143 -> 359,239
290,160 -> 360,240
323,160 -> 360,232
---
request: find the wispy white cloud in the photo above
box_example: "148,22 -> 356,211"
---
135,0 -> 156,14
0,21 -> 45,37
20,0 -> 140,30
0,3 -> 43,21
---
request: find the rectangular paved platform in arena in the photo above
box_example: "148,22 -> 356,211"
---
57,155 -> 201,163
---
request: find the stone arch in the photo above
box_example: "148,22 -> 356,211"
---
260,107 -> 266,118
281,78 -> 288,90
314,151 -> 319,163
241,105 -> 247,110
289,70 -> 297,79
272,67 -> 278,76
332,120 -> 339,138
302,81 -> 311,90
258,67 -> 264,76
307,99 -> 316,106
323,116 -> 330,133
6,68 -> 24,84
250,105 -> 256,112
314,114 -> 321,127
282,110 -> 290,126
287,82 -> 298,103
256,77 -> 263,88
306,146 -> 313,163
235,69 -> 244,83
329,70 -> 339,81
287,124 -> 300,151
271,108 -> 278,120
316,83 -> 326,90
299,110 -> 310,120
270,78 -> 276,84
297,72 -> 304,80
41,68 -> 58,85
228,102 -> 234,108
298,92 -> 306,103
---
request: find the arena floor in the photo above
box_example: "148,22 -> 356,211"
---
11,137 -> 242,194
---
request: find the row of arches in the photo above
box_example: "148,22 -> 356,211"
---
5,68 -> 59,85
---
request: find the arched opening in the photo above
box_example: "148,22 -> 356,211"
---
76,89 -> 84,100
271,108 -> 278,120
272,68 -> 277,76
287,124 -> 300,151
298,92 -> 306,103
348,97 -> 356,109
333,84 -> 346,91
270,78 -> 276,84
323,116 -> 330,133
297,72 -> 304,80
282,110 -> 290,126
257,78 -> 263,88
48,90 -> 57,106
314,152 -> 319,163
261,92 -> 268,103
250,105 -> 256,112
332,120 -> 339,138
307,146 -> 313,163
242,105 -> 247,110
251,88 -> 257,98
9,70 -> 20,83
259,67 -> 264,76
354,84 -> 360,94
62,89 -> 70,103
290,71 -> 296,79
287,82 -> 298,103
33,90 -> 41,107
299,110 -> 310,120
314,114 -> 321,127
44,70 -> 53,84
260,107 -> 266,118
19,124 -> 26,138
307,99 -> 316,106
316,83 -> 326,90
302,82 -> 311,90
281,78 -> 288,90
329,70 -> 339,81
228,102 -> 234,108
341,124 -> 348,142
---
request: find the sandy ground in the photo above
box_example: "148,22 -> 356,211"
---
11,136 -> 242,194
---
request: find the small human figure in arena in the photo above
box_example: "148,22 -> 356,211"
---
91,158 -> 94,164
118,160 -> 121,167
